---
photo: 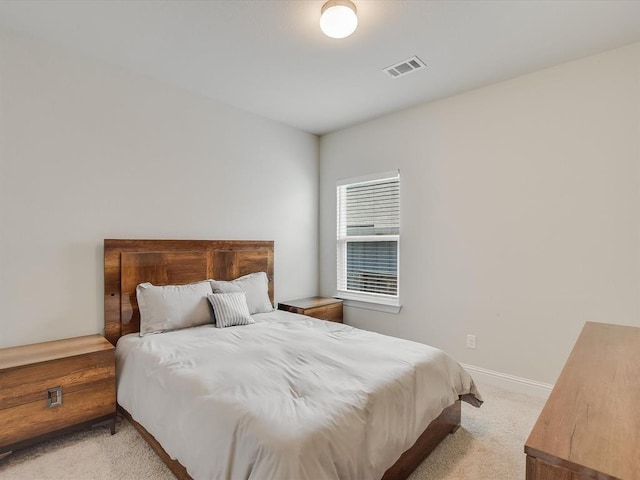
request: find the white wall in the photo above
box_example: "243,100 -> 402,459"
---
0,28 -> 319,349
320,42 -> 640,385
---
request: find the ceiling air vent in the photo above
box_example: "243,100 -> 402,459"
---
384,56 -> 426,79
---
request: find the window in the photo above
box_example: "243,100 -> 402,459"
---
337,170 -> 400,308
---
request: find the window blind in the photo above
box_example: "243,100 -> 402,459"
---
337,171 -> 399,304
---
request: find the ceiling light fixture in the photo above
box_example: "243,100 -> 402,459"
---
320,0 -> 358,39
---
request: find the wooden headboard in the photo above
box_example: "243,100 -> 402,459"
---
104,239 -> 274,346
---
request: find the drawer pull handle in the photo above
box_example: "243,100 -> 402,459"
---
47,387 -> 63,408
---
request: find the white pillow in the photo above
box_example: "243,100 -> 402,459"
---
207,293 -> 254,328
210,272 -> 273,315
136,281 -> 213,336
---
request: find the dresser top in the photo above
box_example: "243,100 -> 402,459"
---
525,321 -> 640,479
0,334 -> 113,370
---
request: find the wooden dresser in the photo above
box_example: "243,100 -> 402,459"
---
525,322 -> 640,480
0,334 -> 116,453
278,297 -> 343,323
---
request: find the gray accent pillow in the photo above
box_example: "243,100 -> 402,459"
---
136,281 -> 214,336
207,293 -> 254,328
210,272 -> 273,315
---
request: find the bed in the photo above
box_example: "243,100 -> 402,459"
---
104,239 -> 481,480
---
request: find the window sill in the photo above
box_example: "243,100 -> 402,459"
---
335,292 -> 402,314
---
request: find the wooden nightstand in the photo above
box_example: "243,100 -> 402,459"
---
0,334 -> 116,454
278,297 -> 343,323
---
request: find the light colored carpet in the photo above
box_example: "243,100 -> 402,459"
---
0,383 -> 545,480
407,384 -> 545,479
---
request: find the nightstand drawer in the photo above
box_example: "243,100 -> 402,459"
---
0,379 -> 115,446
304,303 -> 343,322
0,350 -> 114,409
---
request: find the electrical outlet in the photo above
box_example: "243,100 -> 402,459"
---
466,334 -> 476,349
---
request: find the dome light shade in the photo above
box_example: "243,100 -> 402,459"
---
320,0 -> 358,39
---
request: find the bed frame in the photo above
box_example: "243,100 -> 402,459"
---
104,239 -> 461,480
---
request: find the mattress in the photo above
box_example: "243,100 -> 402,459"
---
116,310 -> 482,480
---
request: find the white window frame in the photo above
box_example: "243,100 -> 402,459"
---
336,170 -> 401,312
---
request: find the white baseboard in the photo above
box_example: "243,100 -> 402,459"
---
460,363 -> 553,399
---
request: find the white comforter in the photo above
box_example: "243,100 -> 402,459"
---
116,310 -> 481,480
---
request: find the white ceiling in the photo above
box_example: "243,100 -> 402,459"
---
1,0 -> 640,135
